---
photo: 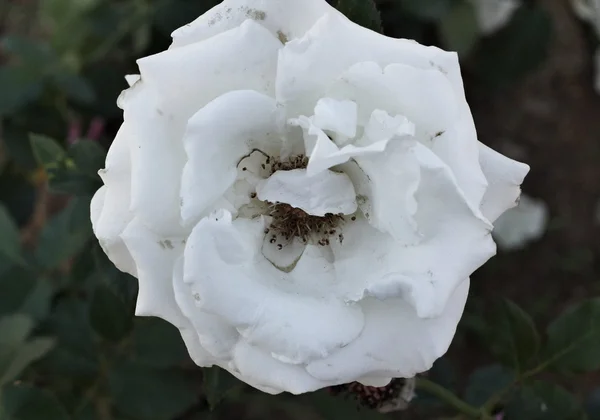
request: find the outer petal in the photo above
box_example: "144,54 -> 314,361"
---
170,0 -> 338,48
306,280 -> 469,382
138,19 -> 281,120
119,217 -> 216,366
277,13 -> 462,118
119,83 -> 187,236
478,143 -> 530,222
180,90 -> 280,225
92,124 -> 136,276
183,210 -> 364,366
231,341 -> 336,395
172,256 -> 240,360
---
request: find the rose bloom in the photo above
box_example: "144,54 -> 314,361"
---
91,0 -> 529,394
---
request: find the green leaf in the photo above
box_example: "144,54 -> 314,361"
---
472,5 -> 552,87
1,384 -> 69,420
51,72 -> 96,104
0,67 -> 44,116
38,298 -> 99,379
336,0 -> 383,33
0,204 -> 24,265
34,197 -> 93,269
0,315 -> 54,386
0,314 -> 34,347
464,364 -> 515,406
489,299 -> 540,373
0,337 -> 55,385
505,381 -> 587,420
89,284 -> 132,342
2,125 -> 38,169
544,298 -> 600,372
439,0 -> 480,56
203,366 -> 243,409
0,268 -> 53,321
69,140 -> 106,176
109,362 -> 199,420
399,0 -> 452,21
29,134 -> 65,169
133,318 -> 189,368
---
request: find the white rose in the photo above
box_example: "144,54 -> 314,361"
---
91,0 -> 529,394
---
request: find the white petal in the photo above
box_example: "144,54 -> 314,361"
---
261,233 -> 306,272
138,20 -> 280,121
256,168 -> 357,216
312,97 -> 357,138
472,0 -> 520,34
124,74 -> 141,87
479,143 -> 530,222
327,61 -> 458,135
170,0 -> 338,49
172,256 -> 239,360
120,83 -> 187,236
180,90 -> 280,225
277,13 -> 463,119
92,124 -> 136,276
306,280 -> 469,382
345,139 -> 422,245
362,109 -> 416,145
302,110 -> 415,176
231,341 -> 335,395
493,194 -> 548,250
120,217 -> 187,326
333,144 -> 495,319
184,210 -> 364,365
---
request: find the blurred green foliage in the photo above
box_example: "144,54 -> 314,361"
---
0,0 -> 596,419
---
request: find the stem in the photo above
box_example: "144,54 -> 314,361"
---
416,377 -> 488,419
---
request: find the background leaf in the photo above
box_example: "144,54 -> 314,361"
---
544,298 -> 600,372
1,384 -> 69,420
336,0 -> 383,33
109,362 -> 199,420
489,298 -> 540,373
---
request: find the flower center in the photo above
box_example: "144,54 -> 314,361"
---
266,202 -> 345,246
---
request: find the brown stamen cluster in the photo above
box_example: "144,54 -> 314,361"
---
266,203 -> 344,245
268,154 -> 309,174
328,379 -> 408,411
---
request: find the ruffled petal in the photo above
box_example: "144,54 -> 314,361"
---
326,61 -> 458,135
180,90 -> 280,225
312,97 -> 357,139
297,109 -> 415,176
343,139 -> 422,245
256,168 -> 357,216
478,143 -> 530,222
277,13 -> 463,119
170,0 -> 338,49
183,210 -> 364,365
231,341 -> 335,395
172,256 -> 239,360
306,280 -> 469,382
92,124 -> 136,276
332,144 -> 495,320
138,20 -> 281,120
119,217 -> 186,325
